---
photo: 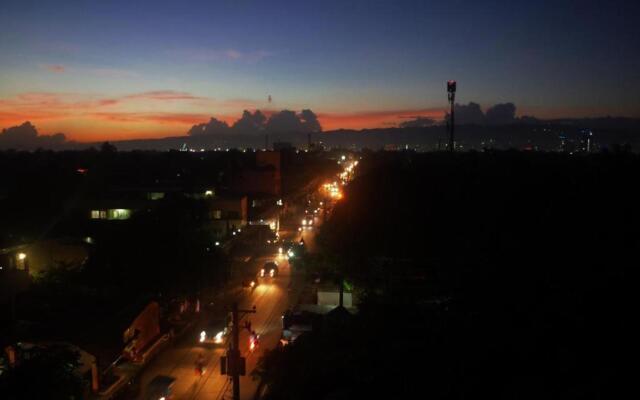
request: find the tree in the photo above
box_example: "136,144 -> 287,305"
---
0,345 -> 84,400
100,141 -> 117,153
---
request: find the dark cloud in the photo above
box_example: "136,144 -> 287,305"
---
486,103 -> 517,125
444,102 -> 519,125
300,109 -> 322,133
187,117 -> 230,136
266,109 -> 322,133
232,110 -> 266,134
266,110 -> 303,133
399,117 -> 436,128
451,102 -> 486,125
185,109 -> 322,136
0,121 -> 68,149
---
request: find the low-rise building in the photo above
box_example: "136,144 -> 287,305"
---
207,195 -> 248,238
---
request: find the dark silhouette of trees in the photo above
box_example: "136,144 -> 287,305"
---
99,141 -> 117,153
258,151 -> 635,399
0,344 -> 83,400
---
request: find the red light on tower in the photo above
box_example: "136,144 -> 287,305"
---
447,80 -> 456,94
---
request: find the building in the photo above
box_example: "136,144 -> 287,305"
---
233,151 -> 282,196
273,142 -> 293,151
207,195 -> 248,238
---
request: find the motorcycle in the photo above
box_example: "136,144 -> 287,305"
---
194,355 -> 205,377
249,333 -> 260,352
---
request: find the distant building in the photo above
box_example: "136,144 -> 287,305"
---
9,239 -> 89,276
233,151 -> 282,196
0,246 -> 31,305
273,142 -> 293,151
318,289 -> 353,308
207,195 -> 248,238
384,144 -> 399,151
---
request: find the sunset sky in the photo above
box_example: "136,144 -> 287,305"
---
1,0 -> 638,141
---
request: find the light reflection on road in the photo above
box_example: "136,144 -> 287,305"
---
135,255 -> 294,400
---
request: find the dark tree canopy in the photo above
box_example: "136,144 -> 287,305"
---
0,345 -> 84,400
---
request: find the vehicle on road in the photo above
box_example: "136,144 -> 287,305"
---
198,316 -> 229,345
260,261 -> 278,278
281,310 -> 316,346
249,332 -> 260,352
281,240 -> 303,260
242,278 -> 257,291
145,375 -> 176,400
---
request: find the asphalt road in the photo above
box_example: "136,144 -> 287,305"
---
133,191 -> 328,400
135,251 -> 300,400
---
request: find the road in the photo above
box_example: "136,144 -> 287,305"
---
133,178 -> 335,400
135,251 -> 301,400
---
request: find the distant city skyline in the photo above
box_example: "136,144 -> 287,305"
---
1,0 -> 638,141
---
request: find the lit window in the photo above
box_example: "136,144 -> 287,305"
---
147,192 -> 165,200
91,210 -> 101,219
107,209 -> 131,220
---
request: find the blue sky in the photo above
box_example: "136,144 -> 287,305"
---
1,0 -> 638,140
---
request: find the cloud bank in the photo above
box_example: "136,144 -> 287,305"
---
187,109 -> 322,136
444,102 -> 518,125
0,121 -> 70,149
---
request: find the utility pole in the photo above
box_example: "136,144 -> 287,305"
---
222,302 -> 256,400
447,80 -> 456,152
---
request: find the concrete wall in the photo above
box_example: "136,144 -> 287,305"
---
317,291 -> 353,308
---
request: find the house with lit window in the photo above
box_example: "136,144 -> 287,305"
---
206,195 -> 248,238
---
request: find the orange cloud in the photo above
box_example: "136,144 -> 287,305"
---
0,92 -> 451,141
90,111 -> 228,125
317,108 -> 445,130
44,64 -> 65,73
123,90 -> 205,101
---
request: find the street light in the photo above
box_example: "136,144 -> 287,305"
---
17,253 -> 26,261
